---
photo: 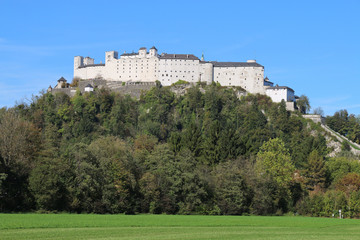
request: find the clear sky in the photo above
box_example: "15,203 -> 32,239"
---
0,0 -> 359,116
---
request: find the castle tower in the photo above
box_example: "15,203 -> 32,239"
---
139,47 -> 147,58
74,56 -> 84,69
105,51 -> 118,62
149,46 -> 158,57
83,57 -> 94,65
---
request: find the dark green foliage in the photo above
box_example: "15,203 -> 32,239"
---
214,161 -> 252,215
326,109 -> 360,143
304,150 -> 326,191
2,84 -> 359,217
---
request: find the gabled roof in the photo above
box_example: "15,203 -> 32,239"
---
159,53 -> 200,60
150,46 -> 157,50
85,84 -> 93,88
211,62 -> 264,68
57,77 -> 67,82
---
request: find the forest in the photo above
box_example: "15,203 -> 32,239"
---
1,82 -> 360,217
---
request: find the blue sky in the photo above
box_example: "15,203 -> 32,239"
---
0,0 -> 359,116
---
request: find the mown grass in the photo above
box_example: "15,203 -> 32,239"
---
1,214 -> 360,239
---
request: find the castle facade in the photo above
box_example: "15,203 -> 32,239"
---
74,46 -> 276,94
72,46 -> 295,106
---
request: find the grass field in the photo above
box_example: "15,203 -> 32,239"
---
1,214 -> 360,239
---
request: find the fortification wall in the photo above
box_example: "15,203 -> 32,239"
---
214,66 -> 264,94
51,79 -> 155,99
302,114 -> 324,124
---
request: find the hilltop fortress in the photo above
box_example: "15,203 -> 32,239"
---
53,46 -> 296,109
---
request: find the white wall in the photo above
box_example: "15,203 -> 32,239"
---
158,58 -> 201,85
265,87 -> 295,102
74,48 -> 295,102
214,66 -> 264,93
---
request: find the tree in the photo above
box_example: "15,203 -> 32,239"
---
0,111 -> 40,171
336,173 -> 360,195
297,95 -> 310,114
256,138 -> 295,188
214,161 -> 252,215
313,107 -> 324,116
29,156 -> 70,211
304,150 -> 326,191
0,110 -> 40,211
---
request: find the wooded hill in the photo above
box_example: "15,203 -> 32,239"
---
1,83 -> 360,217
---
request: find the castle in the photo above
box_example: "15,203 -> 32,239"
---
54,46 -> 296,108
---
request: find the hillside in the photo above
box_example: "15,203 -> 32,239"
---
1,83 -> 360,217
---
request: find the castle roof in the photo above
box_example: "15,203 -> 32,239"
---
150,46 -> 157,50
57,77 -> 67,82
85,84 -> 93,88
211,62 -> 264,68
159,53 -> 199,60
78,63 -> 105,68
139,47 -> 147,50
121,52 -> 139,56
266,86 -> 294,93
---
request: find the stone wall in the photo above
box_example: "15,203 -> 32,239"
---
51,79 -> 155,99
302,114 -> 324,124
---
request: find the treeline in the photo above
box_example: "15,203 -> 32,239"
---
326,109 -> 360,144
1,83 -> 360,217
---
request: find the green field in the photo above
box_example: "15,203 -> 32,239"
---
1,214 -> 360,239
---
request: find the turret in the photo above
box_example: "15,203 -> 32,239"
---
74,56 -> 83,69
56,77 -> 68,89
149,46 -> 158,57
105,51 -> 118,62
139,47 -> 147,58
83,57 -> 94,65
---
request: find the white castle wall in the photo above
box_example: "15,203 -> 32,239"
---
199,62 -> 213,84
213,63 -> 264,94
73,46 -> 296,105
158,58 -> 200,85
265,87 -> 295,103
